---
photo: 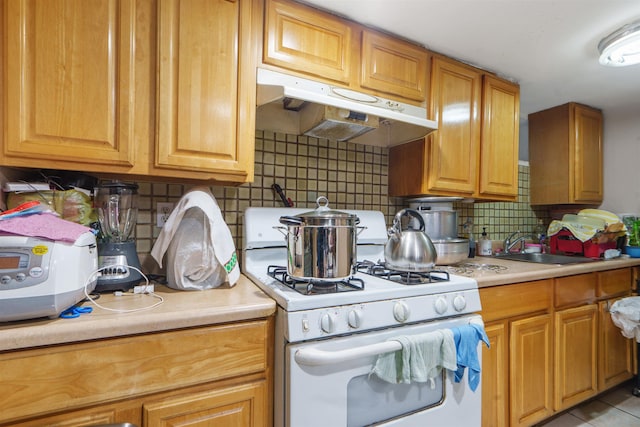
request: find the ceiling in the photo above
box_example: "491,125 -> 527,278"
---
299,0 -> 640,123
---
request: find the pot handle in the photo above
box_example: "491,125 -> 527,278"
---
279,215 -> 304,226
357,225 -> 367,235
273,225 -> 289,236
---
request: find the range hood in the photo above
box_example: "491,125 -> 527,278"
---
256,68 -> 437,147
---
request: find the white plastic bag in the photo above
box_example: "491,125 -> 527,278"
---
151,188 -> 239,290
610,297 -> 640,342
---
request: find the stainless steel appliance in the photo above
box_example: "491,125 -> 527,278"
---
0,233 -> 98,321
409,197 -> 469,265
94,181 -> 142,292
242,207 -> 484,427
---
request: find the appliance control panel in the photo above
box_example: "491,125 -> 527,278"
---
0,241 -> 51,290
283,289 -> 482,342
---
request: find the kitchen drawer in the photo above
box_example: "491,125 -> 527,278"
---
597,268 -> 631,298
480,280 -> 552,322
555,274 -> 597,308
0,320 -> 269,423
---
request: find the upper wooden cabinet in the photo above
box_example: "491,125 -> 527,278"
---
479,74 -> 520,199
360,30 -> 429,102
529,102 -> 603,205
389,56 -> 519,200
263,0 -> 429,104
1,0 -> 260,184
263,0 -> 354,85
154,0 -> 259,182
3,0 -> 137,168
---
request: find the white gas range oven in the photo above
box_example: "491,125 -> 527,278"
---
242,206 -> 485,427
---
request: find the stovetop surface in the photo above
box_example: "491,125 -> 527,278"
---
243,247 -> 478,312
241,206 -> 479,312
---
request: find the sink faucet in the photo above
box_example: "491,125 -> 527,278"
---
504,230 -> 531,254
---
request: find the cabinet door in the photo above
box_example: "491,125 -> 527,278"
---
510,314 -> 553,427
573,104 -> 603,203
143,380 -> 268,427
482,321 -> 509,427
263,0 -> 353,85
360,30 -> 428,102
478,75 -> 519,200
428,57 -> 482,195
3,0 -> 136,169
599,298 -> 634,390
156,0 -> 258,182
554,304 -> 598,411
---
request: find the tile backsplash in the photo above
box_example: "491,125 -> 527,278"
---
0,131 -> 550,274
133,131 -> 548,274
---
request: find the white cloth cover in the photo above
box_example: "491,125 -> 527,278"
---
151,187 -> 239,290
610,297 -> 640,342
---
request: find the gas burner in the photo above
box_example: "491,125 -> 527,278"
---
356,260 -> 450,285
267,265 -> 364,295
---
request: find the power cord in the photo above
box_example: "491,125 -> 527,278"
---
83,265 -> 165,313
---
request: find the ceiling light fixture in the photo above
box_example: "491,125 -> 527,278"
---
598,20 -> 640,67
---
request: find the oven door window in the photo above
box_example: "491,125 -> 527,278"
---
347,370 -> 444,426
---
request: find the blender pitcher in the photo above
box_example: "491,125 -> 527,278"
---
94,181 -> 143,292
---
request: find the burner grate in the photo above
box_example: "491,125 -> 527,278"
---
267,265 -> 364,295
356,260 -> 451,285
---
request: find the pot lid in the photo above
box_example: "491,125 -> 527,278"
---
297,196 -> 359,221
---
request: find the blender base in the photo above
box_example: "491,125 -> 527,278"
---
96,241 -> 144,292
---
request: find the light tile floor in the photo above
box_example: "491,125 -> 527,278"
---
536,380 -> 640,427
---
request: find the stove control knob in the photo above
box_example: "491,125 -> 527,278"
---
393,301 -> 410,323
320,312 -> 336,333
453,295 -> 467,312
434,297 -> 448,315
348,309 -> 363,329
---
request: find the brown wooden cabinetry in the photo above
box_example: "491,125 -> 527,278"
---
554,304 -> 598,410
2,0 -> 260,184
3,0 -> 137,169
360,30 -> 429,102
262,0 -> 429,104
480,279 -> 554,427
0,319 -> 273,427
389,55 -> 519,200
529,102 -> 603,205
480,268 -> 634,427
263,0 -> 354,85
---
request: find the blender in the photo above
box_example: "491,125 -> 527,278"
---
94,181 -> 143,292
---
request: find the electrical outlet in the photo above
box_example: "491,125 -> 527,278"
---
156,202 -> 175,227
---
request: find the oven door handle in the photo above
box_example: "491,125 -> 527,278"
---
294,340 -> 402,366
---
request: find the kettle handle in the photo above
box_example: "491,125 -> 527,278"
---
393,209 -> 426,232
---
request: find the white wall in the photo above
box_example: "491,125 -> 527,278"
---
601,106 -> 640,216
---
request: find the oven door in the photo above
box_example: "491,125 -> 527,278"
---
285,314 -> 483,427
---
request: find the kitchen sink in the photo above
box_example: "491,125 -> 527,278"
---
493,252 -> 600,265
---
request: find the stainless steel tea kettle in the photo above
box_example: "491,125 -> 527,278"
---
384,209 -> 437,272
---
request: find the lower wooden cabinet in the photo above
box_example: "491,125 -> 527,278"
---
0,319 -> 274,427
510,314 -> 554,426
554,304 -> 598,410
480,279 -> 553,427
481,321 -> 509,427
480,268 -> 634,427
598,297 -> 635,390
143,380 -> 268,426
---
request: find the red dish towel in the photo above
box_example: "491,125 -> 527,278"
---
0,212 -> 91,243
